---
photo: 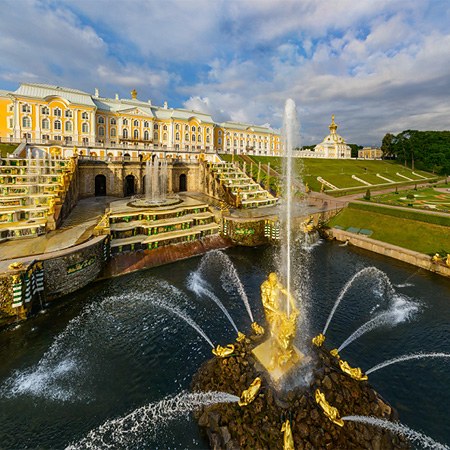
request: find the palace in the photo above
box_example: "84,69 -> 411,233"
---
0,83 -> 281,159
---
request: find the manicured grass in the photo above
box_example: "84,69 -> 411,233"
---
218,154 -> 436,192
328,207 -> 450,255
370,187 -> 450,212
0,143 -> 17,157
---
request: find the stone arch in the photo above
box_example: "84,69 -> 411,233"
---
95,174 -> 107,196
124,174 -> 136,197
179,173 -> 187,192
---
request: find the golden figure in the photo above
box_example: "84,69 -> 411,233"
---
251,321 -> 265,335
238,377 -> 261,406
281,420 -> 295,450
131,89 -> 137,99
315,389 -> 344,427
338,359 -> 368,381
300,216 -> 314,233
8,261 -> 24,270
47,197 -> 56,215
432,253 -> 442,263
212,344 -> 235,358
236,332 -> 246,343
446,254 -> 450,267
260,272 -> 299,369
330,348 -> 340,359
312,333 -> 325,347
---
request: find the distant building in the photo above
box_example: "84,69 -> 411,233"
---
296,115 -> 352,159
358,147 -> 383,159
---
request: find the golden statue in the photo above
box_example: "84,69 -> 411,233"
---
238,377 -> 261,406
47,197 -> 56,215
300,216 -> 314,233
312,333 -> 325,347
131,89 -> 137,99
338,359 -> 368,381
330,348 -> 340,359
446,254 -> 450,267
251,321 -> 265,335
236,332 -> 246,343
212,344 -> 235,358
315,389 -> 344,427
8,261 -> 24,270
281,420 -> 295,450
432,253 -> 442,263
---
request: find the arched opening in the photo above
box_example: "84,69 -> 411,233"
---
95,174 -> 107,196
125,174 -> 135,197
179,173 -> 187,192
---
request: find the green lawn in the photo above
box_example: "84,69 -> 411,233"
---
328,207 -> 450,255
0,143 -> 17,157
370,187 -> 450,213
218,154 -> 437,193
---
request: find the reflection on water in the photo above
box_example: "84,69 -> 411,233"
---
0,242 -> 449,448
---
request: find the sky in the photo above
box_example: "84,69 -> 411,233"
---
1,0 -> 449,146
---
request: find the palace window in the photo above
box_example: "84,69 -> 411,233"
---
191,126 -> 196,132
175,124 -> 180,130
54,108 -> 62,117
98,116 -> 105,124
82,122 -> 89,133
153,131 -> 158,140
240,140 -> 243,147
198,126 -> 202,133
227,139 -> 230,146
111,128 -> 116,137
218,130 -> 222,136
81,112 -> 89,120
22,116 -> 31,128
65,121 -> 73,132
185,133 -> 189,141
54,135 -> 61,141
65,110 -> 73,118
98,126 -> 105,136
8,104 -> 14,112
123,129 -> 129,139
175,132 -> 180,140
154,123 -> 158,130
163,132 -> 167,141
123,118 -> 128,126
134,120 -> 139,127
206,136 -> 210,143
134,129 -> 139,139
42,134 -> 49,140
163,124 -> 168,131
42,118 -> 50,129
54,120 -> 61,130
41,106 -> 49,115
218,138 -> 222,145
233,139 -> 237,146
144,121 -> 149,128
144,130 -> 149,140
206,127 -> 210,134
185,125 -> 189,131
198,135 -> 202,143
8,117 -> 13,128
110,118 -> 116,125
192,135 -> 196,142
22,104 -> 31,113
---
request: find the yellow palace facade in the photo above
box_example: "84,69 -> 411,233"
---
0,83 -> 280,159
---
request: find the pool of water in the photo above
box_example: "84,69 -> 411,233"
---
0,241 -> 449,449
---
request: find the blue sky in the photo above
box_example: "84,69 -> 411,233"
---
1,0 -> 449,145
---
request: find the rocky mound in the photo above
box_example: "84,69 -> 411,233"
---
192,334 -> 409,450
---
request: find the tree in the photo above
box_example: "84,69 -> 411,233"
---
381,133 -> 395,159
364,189 -> 371,201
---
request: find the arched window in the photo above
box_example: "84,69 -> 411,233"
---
41,106 -> 49,115
218,130 -> 222,136
233,139 -> 237,146
192,134 -> 196,142
123,129 -> 128,139
42,118 -> 50,129
81,112 -> 89,119
65,121 -> 73,132
98,116 -> 105,124
22,104 -> 31,113
144,130 -> 149,140
111,128 -> 116,137
144,121 -> 149,128
175,124 -> 180,130
110,118 -> 116,125
54,119 -> 61,130
153,123 -> 158,130
175,132 -> 180,140
206,136 -> 210,143
54,108 -> 62,117
153,131 -> 158,140
191,126 -> 196,132
65,110 -> 73,118
98,126 -> 105,136
22,116 -> 31,128
198,126 -> 202,133
198,134 -> 202,142
227,139 -> 230,146
123,118 -> 128,126
163,132 -> 167,141
134,129 -> 139,139
82,123 -> 89,133
134,119 -> 139,127
206,127 -> 210,134
163,124 -> 167,130
218,138 -> 222,145
185,133 -> 189,141
185,124 -> 189,131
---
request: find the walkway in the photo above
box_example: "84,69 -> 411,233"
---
0,196 -> 117,261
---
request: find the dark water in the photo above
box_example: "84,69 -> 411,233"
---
0,242 -> 449,449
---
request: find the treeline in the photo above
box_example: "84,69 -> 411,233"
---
381,130 -> 450,175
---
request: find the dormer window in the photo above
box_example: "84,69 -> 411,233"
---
98,116 -> 105,124
22,104 -> 31,113
54,108 -> 62,117
41,106 -> 49,115
65,110 -> 73,118
81,112 -> 89,119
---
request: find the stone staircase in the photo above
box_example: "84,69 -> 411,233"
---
0,155 -> 77,241
207,161 -> 277,209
